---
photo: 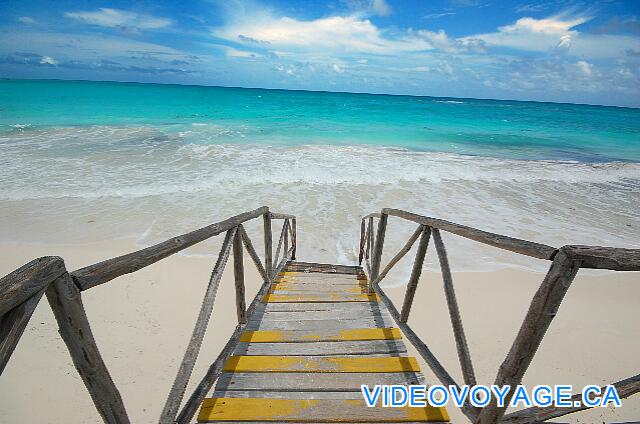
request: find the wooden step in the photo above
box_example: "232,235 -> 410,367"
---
239,328 -> 402,343
197,398 -> 449,422
263,293 -> 379,303
223,355 -> 420,373
233,339 -> 407,356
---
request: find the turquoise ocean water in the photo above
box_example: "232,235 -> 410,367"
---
1,79 -> 639,277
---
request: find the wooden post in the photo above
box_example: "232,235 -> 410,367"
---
291,218 -> 297,260
273,219 -> 288,274
400,226 -> 431,323
46,273 -> 130,424
284,220 -> 289,257
371,212 -> 388,281
358,219 -> 366,265
233,228 -> 246,324
432,228 -> 477,387
476,248 -> 581,424
263,212 -> 273,280
0,288 -> 46,375
159,228 -> 236,424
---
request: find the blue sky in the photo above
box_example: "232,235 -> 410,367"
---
1,0 -> 639,107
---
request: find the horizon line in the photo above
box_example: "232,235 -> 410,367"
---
3,77 -> 637,110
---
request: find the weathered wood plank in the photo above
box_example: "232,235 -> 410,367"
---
159,228 -> 236,424
240,328 -> 402,343
270,213 -> 296,220
264,212 -> 273,281
268,288 -> 369,296
223,355 -> 419,373
71,207 -> 267,291
382,208 -> 557,261
400,226 -> 430,323
233,229 -> 246,324
286,262 -> 360,275
291,218 -> 297,260
197,397 -> 449,422
246,316 -> 396,331
46,272 -> 130,424
210,390 -> 365,399
273,219 -> 288,274
259,310 -> 392,322
0,256 -> 66,317
371,213 -> 388,281
432,229 -> 476,387
239,225 -> 268,282
214,371 -> 424,391
564,244 -> 640,271
262,293 -> 380,303
233,339 -> 407,356
359,219 -> 366,265
476,248 -> 581,424
257,302 -> 382,313
0,288 -> 45,375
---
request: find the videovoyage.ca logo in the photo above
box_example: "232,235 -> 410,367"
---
361,384 -> 622,409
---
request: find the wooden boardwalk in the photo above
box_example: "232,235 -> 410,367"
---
197,261 -> 449,423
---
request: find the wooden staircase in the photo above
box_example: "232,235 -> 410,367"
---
196,261 -> 449,423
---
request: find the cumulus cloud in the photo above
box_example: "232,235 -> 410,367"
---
18,17 -> 36,24
40,56 -> 57,65
576,60 -> 593,76
65,8 -> 172,33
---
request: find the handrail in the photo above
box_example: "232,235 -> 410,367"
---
0,207 -> 297,424
359,208 -> 640,424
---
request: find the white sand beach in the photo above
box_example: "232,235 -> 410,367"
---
1,239 -> 638,423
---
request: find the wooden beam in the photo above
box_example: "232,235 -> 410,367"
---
291,218 -> 297,261
46,272 -> 130,424
233,229 -> 246,324
263,212 -> 273,281
432,228 -> 477,387
363,212 -> 382,219
270,213 -> 295,220
159,228 -> 236,424
400,226 -> 431,323
0,256 -> 66,317
238,226 -> 268,282
365,218 -> 373,261
175,275 -> 274,424
358,219 -> 366,265
476,248 -> 581,424
0,288 -> 45,375
369,225 -> 423,290
72,207 -> 268,291
564,245 -> 640,271
382,208 -> 557,261
501,373 -> 640,423
272,219 -> 288,277
371,213 -> 388,281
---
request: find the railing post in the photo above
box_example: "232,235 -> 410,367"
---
233,227 -> 246,324
284,220 -> 289,256
476,247 -> 581,424
47,272 -> 130,424
371,212 -> 388,280
358,219 -> 366,265
263,211 -> 273,280
400,225 -> 431,323
432,228 -> 477,387
291,218 -> 297,260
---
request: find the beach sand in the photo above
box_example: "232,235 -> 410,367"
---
0,239 -> 638,423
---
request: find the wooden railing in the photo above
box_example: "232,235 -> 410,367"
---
359,208 -> 640,424
0,206 -> 296,424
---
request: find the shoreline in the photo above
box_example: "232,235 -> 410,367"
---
1,238 -> 638,423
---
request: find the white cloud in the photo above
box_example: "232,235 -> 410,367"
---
39,56 -> 56,65
65,8 -> 172,32
333,63 -> 345,73
214,14 -> 432,55
18,17 -> 36,24
371,0 -> 392,17
576,60 -> 593,76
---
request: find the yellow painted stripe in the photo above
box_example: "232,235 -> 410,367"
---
223,355 -> 420,373
198,398 -> 449,422
269,286 -> 367,294
263,293 -> 379,303
239,327 -> 403,343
